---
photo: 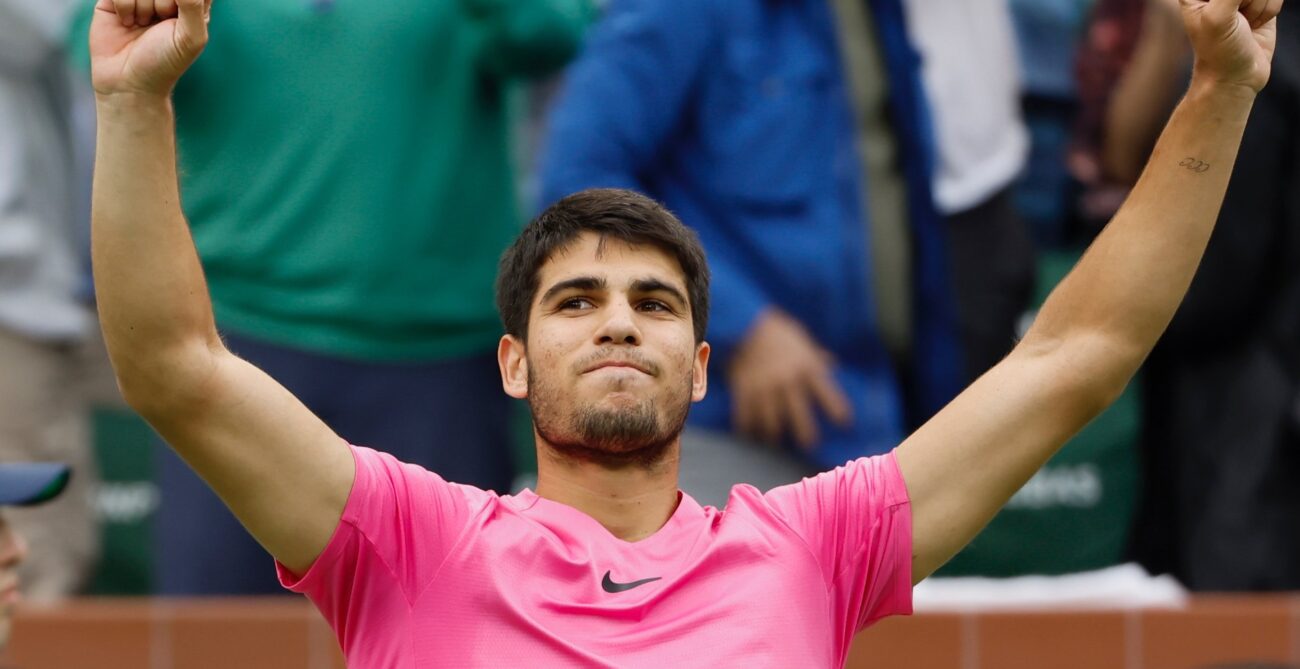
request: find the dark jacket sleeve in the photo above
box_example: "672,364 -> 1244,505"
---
539,0 -> 712,202
538,0 -> 769,356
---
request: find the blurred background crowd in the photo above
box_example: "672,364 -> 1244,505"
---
1,0 -> 1297,606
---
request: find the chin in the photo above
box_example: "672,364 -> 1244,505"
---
596,390 -> 651,408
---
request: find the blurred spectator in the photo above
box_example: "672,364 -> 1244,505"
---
1073,0 -> 1191,233
1076,0 -> 1300,590
540,0 -> 962,478
0,0 -> 112,601
0,463 -> 72,651
904,0 -> 1037,380
71,0 -> 592,595
1009,0 -> 1095,249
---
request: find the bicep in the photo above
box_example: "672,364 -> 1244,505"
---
894,339 -> 1118,582
143,350 -> 354,575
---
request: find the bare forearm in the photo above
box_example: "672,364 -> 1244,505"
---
901,0 -> 1281,584
1027,78 -> 1255,389
92,94 -> 221,402
902,81 -> 1257,580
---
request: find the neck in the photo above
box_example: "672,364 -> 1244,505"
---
533,437 -> 682,542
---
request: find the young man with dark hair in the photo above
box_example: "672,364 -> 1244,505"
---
0,463 -> 72,652
87,0 -> 1281,665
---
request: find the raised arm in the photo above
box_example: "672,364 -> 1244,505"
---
90,0 -> 353,575
895,0 -> 1282,582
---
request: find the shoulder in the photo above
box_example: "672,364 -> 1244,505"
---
349,445 -> 497,514
757,453 -> 911,523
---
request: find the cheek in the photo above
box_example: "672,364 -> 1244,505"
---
666,339 -> 700,378
527,342 -> 578,392
526,330 -> 567,368
537,345 -> 572,378
531,323 -> 586,361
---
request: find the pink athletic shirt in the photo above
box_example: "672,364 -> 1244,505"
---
278,445 -> 913,667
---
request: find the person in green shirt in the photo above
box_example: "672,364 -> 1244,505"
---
69,0 -> 591,594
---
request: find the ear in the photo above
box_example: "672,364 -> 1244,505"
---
498,334 -> 529,400
691,341 -> 710,402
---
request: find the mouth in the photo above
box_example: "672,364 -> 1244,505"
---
584,360 -> 653,376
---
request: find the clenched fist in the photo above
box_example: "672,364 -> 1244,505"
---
89,0 -> 212,97
1180,0 -> 1283,92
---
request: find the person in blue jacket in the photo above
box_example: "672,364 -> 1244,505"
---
540,0 -> 962,468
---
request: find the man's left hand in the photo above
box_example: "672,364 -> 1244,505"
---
1180,0 -> 1283,92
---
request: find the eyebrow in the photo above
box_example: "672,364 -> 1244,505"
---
540,276 -> 606,305
630,278 -> 689,308
538,276 -> 689,309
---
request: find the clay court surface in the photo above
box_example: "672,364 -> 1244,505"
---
3,595 -> 1299,668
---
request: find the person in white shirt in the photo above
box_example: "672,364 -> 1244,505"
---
904,0 -> 1039,381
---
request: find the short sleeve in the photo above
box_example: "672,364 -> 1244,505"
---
276,445 -> 490,651
762,451 -> 913,634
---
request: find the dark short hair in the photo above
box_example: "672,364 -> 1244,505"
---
496,188 -> 710,344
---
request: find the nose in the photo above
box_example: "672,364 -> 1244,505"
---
593,299 -> 642,346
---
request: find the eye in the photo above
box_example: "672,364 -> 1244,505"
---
558,297 -> 594,310
637,299 -> 672,313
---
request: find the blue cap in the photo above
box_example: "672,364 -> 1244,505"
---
0,463 -> 71,506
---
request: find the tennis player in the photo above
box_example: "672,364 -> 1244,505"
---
87,0 -> 1281,665
0,463 -> 72,651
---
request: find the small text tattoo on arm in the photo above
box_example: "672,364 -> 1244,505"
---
1179,157 -> 1210,173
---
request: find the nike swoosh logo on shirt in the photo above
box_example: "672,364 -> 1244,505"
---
601,571 -> 662,593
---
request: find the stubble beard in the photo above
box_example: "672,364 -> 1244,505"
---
528,365 -> 693,470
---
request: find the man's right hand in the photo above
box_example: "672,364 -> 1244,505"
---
89,0 -> 210,98
728,309 -> 853,450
